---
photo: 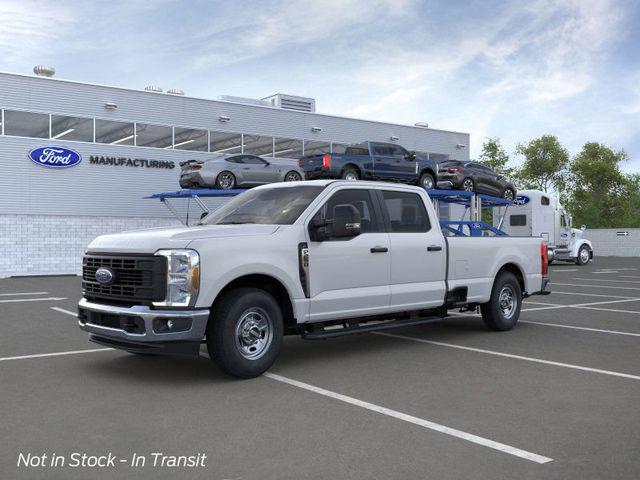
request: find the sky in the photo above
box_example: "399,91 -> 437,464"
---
1,0 -> 639,172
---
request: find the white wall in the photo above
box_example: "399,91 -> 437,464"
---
583,228 -> 640,257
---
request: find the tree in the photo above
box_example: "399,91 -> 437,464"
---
566,142 -> 635,228
478,137 -> 514,177
514,135 -> 569,192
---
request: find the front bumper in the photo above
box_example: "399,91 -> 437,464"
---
77,298 -> 210,355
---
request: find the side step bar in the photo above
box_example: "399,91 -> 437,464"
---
301,315 -> 443,340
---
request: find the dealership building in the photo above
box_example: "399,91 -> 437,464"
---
0,69 -> 470,278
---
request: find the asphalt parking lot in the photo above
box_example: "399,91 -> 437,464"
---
1,257 -> 639,480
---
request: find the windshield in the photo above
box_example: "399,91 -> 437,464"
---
201,186 -> 325,225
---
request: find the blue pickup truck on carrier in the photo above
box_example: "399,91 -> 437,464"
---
298,141 -> 439,189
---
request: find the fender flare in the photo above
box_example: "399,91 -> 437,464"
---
570,239 -> 593,258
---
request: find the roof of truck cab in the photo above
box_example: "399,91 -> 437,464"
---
254,180 -> 425,192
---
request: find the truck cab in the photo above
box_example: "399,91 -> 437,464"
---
497,189 -> 593,265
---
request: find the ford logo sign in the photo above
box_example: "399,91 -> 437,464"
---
95,267 -> 115,285
514,195 -> 530,206
28,146 -> 82,168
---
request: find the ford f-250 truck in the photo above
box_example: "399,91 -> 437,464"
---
298,141 -> 439,190
78,180 -> 549,378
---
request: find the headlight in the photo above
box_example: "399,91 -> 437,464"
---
153,249 -> 200,308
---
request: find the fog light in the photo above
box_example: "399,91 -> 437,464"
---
153,317 -> 191,334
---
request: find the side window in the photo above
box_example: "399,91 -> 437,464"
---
510,215 -> 527,226
382,191 -> 430,233
312,189 -> 381,238
226,156 -> 243,164
541,196 -> 550,205
388,145 -> 406,158
243,155 -> 267,165
373,144 -> 391,156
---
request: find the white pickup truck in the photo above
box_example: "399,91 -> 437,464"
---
78,180 -> 550,378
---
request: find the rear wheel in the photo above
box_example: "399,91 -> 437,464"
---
216,171 -> 236,190
206,287 -> 283,379
284,170 -> 302,182
418,172 -> 435,190
341,167 -> 360,181
503,187 -> 515,200
480,272 -> 522,331
462,178 -> 475,192
576,245 -> 591,265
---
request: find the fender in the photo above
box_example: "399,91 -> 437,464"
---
570,239 -> 593,258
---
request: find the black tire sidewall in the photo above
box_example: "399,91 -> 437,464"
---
419,173 -> 435,189
207,288 -> 283,378
576,246 -> 590,265
481,272 -> 522,331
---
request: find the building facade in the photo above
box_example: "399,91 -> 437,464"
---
0,71 -> 470,277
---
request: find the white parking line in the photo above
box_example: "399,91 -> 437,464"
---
553,283 -> 640,291
374,332 -> 640,381
51,307 -> 77,317
264,372 -> 553,464
522,305 -> 567,312
576,306 -> 640,315
573,278 -> 640,284
0,297 -> 67,304
621,275 -> 640,279
520,320 -> 640,337
551,291 -> 636,299
550,269 -> 578,272
0,291 -> 49,296
522,298 -> 640,313
0,348 -> 112,362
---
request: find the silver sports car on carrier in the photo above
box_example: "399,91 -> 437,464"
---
179,154 -> 305,190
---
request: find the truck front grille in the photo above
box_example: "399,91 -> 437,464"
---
82,254 -> 167,304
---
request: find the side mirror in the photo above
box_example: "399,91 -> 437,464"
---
581,225 -> 586,231
200,211 -> 208,220
309,217 -> 331,242
405,151 -> 416,161
332,205 -> 361,238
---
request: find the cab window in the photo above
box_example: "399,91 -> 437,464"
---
541,196 -> 550,205
312,189 -> 381,238
381,191 -> 430,233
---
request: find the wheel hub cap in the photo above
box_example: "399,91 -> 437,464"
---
235,309 -> 273,360
345,173 -> 357,181
580,249 -> 589,262
498,286 -> 516,319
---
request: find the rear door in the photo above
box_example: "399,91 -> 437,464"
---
371,143 -> 396,179
306,188 -> 391,321
378,189 -> 446,309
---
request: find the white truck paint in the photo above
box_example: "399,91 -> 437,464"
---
495,189 -> 593,265
78,180 -> 549,378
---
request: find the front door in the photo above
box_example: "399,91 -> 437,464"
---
306,188 -> 391,322
378,189 -> 446,309
240,155 -> 272,184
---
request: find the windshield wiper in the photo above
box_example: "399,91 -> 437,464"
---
217,220 -> 257,225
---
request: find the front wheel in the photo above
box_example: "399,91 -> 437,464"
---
284,170 -> 302,182
576,245 -> 591,265
503,187 -> 515,200
418,172 -> 435,190
206,287 -> 283,379
480,272 -> 522,331
216,171 -> 236,190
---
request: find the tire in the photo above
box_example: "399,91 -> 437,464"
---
503,187 -> 515,200
284,170 -> 302,182
462,178 -> 475,192
341,167 -> 360,181
480,271 -> 522,331
216,171 -> 236,190
575,245 -> 591,266
418,172 -> 435,190
206,287 -> 283,379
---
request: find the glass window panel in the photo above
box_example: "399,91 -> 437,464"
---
243,135 -> 273,156
136,123 -> 172,148
4,110 -> 49,138
303,140 -> 331,156
331,143 -> 348,154
51,115 -> 93,142
273,137 -> 303,159
429,153 -> 450,163
210,131 -> 242,154
173,127 -> 208,151
95,119 -> 134,145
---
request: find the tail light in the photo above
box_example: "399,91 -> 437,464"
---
322,153 -> 331,169
296,159 -> 301,167
447,167 -> 461,173
192,165 -> 202,171
541,242 -> 549,276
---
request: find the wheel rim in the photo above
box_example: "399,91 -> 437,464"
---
498,285 -> 517,319
344,172 -> 358,181
580,248 -> 590,263
234,308 -> 273,360
504,189 -> 514,200
218,172 -> 234,189
285,171 -> 301,182
422,176 -> 434,189
463,179 -> 474,192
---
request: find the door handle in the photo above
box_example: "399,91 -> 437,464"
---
427,245 -> 442,251
370,247 -> 388,253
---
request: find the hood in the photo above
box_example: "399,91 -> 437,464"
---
571,227 -> 585,240
88,224 -> 280,253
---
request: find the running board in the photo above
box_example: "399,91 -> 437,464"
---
301,316 -> 443,340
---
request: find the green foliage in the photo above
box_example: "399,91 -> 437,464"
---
565,142 -> 639,228
514,135 -> 569,192
478,137 -> 514,177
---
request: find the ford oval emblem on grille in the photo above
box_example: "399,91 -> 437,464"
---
95,267 -> 115,285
